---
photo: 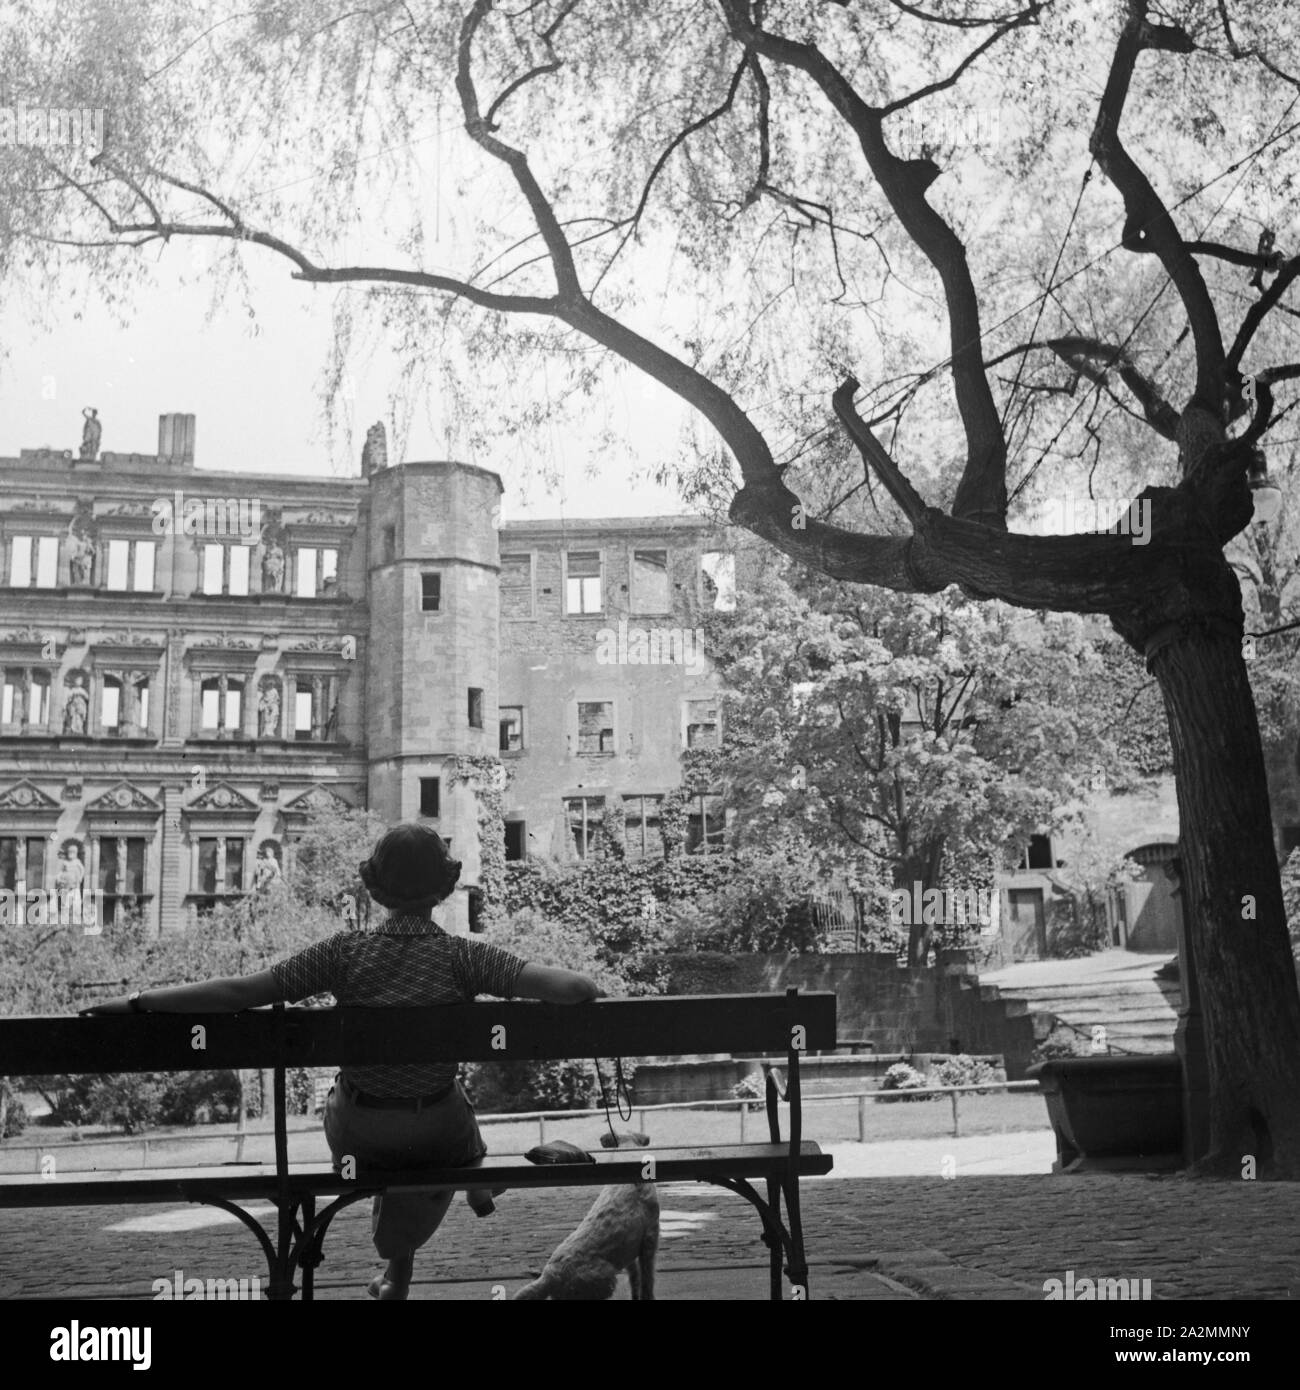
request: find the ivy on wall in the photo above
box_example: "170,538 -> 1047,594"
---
447,755 -> 510,925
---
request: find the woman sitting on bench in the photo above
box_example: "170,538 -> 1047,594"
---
82,821 -> 599,1300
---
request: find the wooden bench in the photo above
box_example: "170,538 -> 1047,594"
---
0,989 -> 836,1300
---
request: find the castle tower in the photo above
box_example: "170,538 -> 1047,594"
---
365,460 -> 502,934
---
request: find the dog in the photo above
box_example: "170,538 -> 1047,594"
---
512,1132 -> 659,1300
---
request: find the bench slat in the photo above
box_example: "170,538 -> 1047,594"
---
0,1142 -> 832,1205
0,994 -> 836,1073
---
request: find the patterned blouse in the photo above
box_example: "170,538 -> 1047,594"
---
271,913 -> 527,1099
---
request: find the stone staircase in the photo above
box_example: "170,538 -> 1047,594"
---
976,950 -> 1181,1056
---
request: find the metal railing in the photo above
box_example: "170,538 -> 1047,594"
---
2,1080 -> 1044,1171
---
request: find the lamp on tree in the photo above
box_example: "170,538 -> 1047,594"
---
1247,450 -> 1283,524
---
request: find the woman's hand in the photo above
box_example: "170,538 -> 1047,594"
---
79,997 -> 135,1016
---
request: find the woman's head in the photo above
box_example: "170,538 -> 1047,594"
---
358,822 -> 462,914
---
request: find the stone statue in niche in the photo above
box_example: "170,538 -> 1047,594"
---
258,679 -> 281,738
259,508 -> 285,592
54,843 -> 85,923
254,842 -> 282,891
62,680 -> 89,735
68,529 -> 94,585
79,407 -> 102,461
67,501 -> 95,585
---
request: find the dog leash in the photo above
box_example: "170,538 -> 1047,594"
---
591,1057 -> 633,1144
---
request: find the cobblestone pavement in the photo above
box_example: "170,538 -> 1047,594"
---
1,1171 -> 1296,1301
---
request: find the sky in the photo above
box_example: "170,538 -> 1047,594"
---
0,227 -> 695,524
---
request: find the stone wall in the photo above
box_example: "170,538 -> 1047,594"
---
659,950 -> 1038,1085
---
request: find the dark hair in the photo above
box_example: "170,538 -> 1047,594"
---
358,823 -> 462,913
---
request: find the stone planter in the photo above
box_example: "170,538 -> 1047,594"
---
1026,1054 -> 1184,1173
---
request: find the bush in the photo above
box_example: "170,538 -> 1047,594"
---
85,1074 -> 167,1135
877,1062 -> 933,1102
461,1059 -> 597,1115
731,1072 -> 767,1113
1031,1029 -> 1094,1063
155,1071 -> 242,1126
931,1054 -> 1005,1093
1,1083 -> 27,1138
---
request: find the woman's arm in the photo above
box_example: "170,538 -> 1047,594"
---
513,963 -> 601,1005
80,970 -> 283,1015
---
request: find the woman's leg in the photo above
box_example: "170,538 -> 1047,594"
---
325,1080 -> 487,1293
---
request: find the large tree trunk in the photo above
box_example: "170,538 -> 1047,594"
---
1122,583 -> 1300,1178
895,838 -> 945,967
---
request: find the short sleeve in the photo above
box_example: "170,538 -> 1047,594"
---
271,932 -> 349,1003
455,937 -> 527,1000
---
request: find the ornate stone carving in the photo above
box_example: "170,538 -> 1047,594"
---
0,780 -> 60,810
288,635 -> 347,652
258,782 -> 280,801
285,785 -> 352,813
190,633 -> 254,649
293,510 -> 353,527
97,501 -> 155,518
187,783 -> 258,813
62,780 -> 83,801
0,627 -> 47,644
85,782 -> 161,812
96,630 -> 163,647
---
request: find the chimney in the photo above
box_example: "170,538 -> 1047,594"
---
158,413 -> 196,465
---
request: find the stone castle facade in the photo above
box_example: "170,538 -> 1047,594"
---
0,415 -> 727,935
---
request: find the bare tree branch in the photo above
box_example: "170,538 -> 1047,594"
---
457,0 -> 582,300
1089,0 -> 1225,421
832,377 -> 930,522
988,334 -> 1179,440
1228,253 -> 1300,370
880,3 -> 1045,116
719,0 -> 1013,527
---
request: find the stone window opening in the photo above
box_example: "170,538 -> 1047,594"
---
631,548 -> 670,613
685,793 -> 726,854
295,546 -> 339,598
1,669 -> 52,732
468,687 -> 484,729
565,551 -> 602,615
684,699 -> 720,749
421,572 -> 442,613
8,535 -> 59,589
202,542 -> 251,596
577,700 -> 615,754
0,835 -> 48,892
565,796 -> 605,859
199,675 -> 246,737
105,538 -> 156,592
700,551 -> 736,612
624,794 -> 664,859
419,777 -> 441,818
499,706 -> 524,753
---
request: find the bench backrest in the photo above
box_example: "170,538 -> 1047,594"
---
0,992 -> 837,1074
